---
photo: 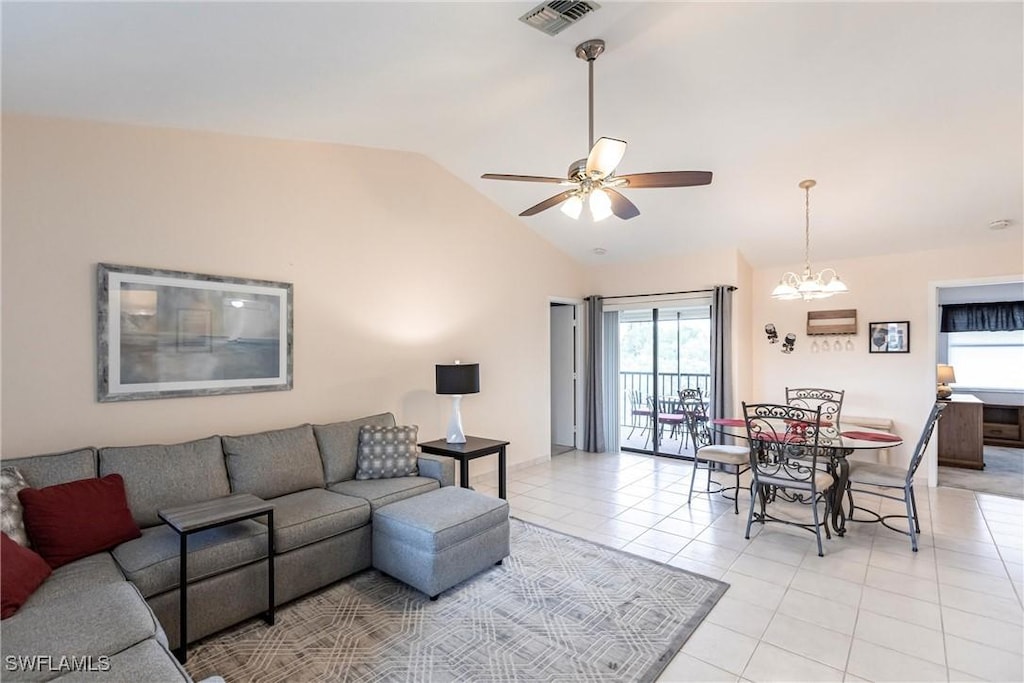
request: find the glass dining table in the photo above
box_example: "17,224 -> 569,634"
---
711,418 -> 904,535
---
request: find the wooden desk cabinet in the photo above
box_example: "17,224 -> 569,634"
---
938,394 -> 984,469
983,403 -> 1024,448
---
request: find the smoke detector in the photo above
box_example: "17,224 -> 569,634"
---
519,1 -> 600,36
988,219 -> 1012,230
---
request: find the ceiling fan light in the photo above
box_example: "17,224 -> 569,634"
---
560,194 -> 584,219
589,189 -> 613,221
585,137 -> 627,180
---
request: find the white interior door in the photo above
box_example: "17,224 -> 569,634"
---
550,303 -> 576,452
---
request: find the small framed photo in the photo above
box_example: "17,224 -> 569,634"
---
868,321 -> 910,354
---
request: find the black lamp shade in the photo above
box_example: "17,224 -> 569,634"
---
435,363 -> 480,395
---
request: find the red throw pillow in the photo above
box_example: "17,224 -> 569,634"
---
1,531 -> 51,619
18,474 -> 141,569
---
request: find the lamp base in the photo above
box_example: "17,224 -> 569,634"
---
446,395 -> 467,444
936,383 -> 953,400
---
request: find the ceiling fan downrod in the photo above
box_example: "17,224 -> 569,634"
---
575,39 -> 605,151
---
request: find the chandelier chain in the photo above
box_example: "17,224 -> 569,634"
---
804,183 -> 811,271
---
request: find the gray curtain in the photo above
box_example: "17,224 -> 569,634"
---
940,301 -> 1024,332
602,310 -> 621,452
582,296 -> 605,452
710,286 -> 733,438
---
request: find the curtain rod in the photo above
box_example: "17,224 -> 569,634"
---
592,286 -> 737,300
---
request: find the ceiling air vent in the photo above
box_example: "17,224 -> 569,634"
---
519,1 -> 600,36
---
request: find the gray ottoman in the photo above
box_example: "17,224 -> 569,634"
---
372,486 -> 510,599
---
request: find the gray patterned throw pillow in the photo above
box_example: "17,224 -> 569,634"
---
355,425 -> 419,480
1,467 -> 31,547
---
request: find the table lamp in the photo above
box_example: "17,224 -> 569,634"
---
936,364 -> 956,400
435,362 -> 480,443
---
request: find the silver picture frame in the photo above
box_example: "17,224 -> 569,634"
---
97,263 -> 293,401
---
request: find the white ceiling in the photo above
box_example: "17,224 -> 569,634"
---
3,1 -> 1021,268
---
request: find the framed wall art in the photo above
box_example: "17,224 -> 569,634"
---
97,263 -> 293,401
868,321 -> 910,354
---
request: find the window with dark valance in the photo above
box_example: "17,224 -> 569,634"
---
940,301 -> 1024,332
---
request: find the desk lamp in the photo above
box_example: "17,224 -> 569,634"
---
936,364 -> 956,400
435,362 -> 480,443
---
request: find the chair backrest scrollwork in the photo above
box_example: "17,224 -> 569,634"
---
786,387 -> 845,424
742,402 -> 825,487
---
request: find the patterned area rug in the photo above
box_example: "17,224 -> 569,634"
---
185,518 -> 728,682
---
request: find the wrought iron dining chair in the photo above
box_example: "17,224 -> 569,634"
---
626,390 -> 653,439
743,402 -> 835,557
685,409 -> 750,514
844,402 -> 946,552
785,387 -> 845,423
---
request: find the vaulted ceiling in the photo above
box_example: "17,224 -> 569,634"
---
3,2 -> 1021,267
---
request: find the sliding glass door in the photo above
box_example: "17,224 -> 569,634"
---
614,299 -> 711,458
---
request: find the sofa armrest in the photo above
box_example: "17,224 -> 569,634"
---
417,454 -> 455,487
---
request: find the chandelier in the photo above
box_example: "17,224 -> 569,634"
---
770,179 -> 849,301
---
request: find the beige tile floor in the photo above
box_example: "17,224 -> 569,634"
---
471,450 -> 1024,682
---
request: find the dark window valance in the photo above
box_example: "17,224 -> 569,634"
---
940,301 -> 1024,332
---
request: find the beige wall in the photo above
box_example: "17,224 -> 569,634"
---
752,243 -> 1024,469
1,116 -> 586,475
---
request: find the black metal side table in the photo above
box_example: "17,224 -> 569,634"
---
417,436 -> 510,499
158,493 -> 275,662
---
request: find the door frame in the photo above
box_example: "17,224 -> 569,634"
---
927,274 -> 1024,488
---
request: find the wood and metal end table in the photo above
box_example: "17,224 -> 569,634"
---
157,493 -> 275,662
417,436 -> 510,499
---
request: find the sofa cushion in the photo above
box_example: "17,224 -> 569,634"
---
111,519 -> 268,598
1,467 -> 31,547
19,474 -> 141,569
222,425 -> 324,499
24,553 -> 126,609
52,638 -> 191,682
1,448 -> 97,489
329,476 -> 440,512
0,581 -> 160,682
98,436 -> 231,529
356,424 -> 420,480
1,532 -> 51,619
313,412 -> 396,484
263,489 -> 370,553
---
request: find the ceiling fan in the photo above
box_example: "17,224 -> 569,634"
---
482,39 -> 713,221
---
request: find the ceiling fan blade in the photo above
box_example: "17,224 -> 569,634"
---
604,188 -> 640,220
618,171 -> 713,188
520,190 -> 578,217
481,173 -> 567,184
585,137 -> 627,179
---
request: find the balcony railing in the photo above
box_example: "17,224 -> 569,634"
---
618,371 -> 710,426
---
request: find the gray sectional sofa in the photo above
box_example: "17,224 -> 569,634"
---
1,412 -> 455,682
